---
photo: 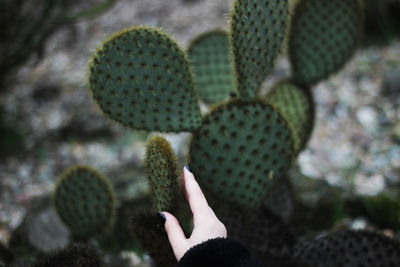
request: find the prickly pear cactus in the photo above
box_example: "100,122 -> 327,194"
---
145,136 -> 181,212
266,81 -> 315,152
89,26 -> 202,132
230,0 -> 289,99
289,0 -> 363,85
188,30 -> 236,104
53,166 -> 116,240
33,243 -> 101,267
293,231 -> 400,267
189,99 -> 295,209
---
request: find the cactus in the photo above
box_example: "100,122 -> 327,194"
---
230,0 -> 289,99
293,230 -> 400,266
145,136 -> 181,212
33,243 -> 101,267
189,99 -> 295,209
289,0 -> 363,86
188,30 -> 236,104
79,0 -> 372,265
266,81 -> 315,153
53,165 -> 116,240
88,26 -> 202,132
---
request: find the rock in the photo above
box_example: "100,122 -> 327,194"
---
382,69 -> 400,97
27,208 -> 69,252
356,106 -> 378,133
391,121 -> 400,144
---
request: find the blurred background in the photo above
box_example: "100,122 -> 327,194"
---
0,0 -> 399,265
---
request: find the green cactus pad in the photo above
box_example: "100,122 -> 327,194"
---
289,0 -> 363,85
53,166 -> 116,240
145,136 -> 181,212
230,0 -> 289,99
131,212 -> 176,267
89,27 -> 202,132
293,231 -> 400,267
33,243 -> 101,267
189,99 -> 295,209
188,30 -> 236,104
266,81 -> 315,153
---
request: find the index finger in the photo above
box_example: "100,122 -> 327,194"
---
183,166 -> 211,225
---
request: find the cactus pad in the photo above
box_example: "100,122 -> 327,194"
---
293,231 -> 400,266
145,136 -> 181,212
189,99 -> 295,208
188,30 -> 236,104
53,166 -> 116,240
89,27 -> 202,132
289,0 -> 363,85
267,81 -> 315,153
230,0 -> 289,99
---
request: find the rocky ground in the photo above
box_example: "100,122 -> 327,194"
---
0,0 -> 399,265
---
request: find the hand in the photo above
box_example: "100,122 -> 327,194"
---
160,166 -> 227,261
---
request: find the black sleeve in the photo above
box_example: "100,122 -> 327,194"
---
176,238 -> 264,267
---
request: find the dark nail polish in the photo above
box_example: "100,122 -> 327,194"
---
158,212 -> 166,224
185,164 -> 191,172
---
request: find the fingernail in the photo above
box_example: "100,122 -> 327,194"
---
158,212 -> 166,224
185,164 -> 191,172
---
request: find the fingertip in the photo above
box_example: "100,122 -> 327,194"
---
185,164 -> 191,172
157,212 -> 166,224
162,212 -> 182,232
183,165 -> 195,183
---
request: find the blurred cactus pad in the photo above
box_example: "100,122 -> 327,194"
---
53,166 -> 116,240
230,0 -> 289,99
293,230 -> 400,266
89,27 -> 202,132
266,81 -> 315,153
188,30 -> 236,104
289,0 -> 363,85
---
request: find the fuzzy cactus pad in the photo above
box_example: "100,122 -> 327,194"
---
293,231 -> 400,266
89,27 -> 202,132
145,136 -> 181,212
188,30 -> 236,104
230,0 -> 289,99
289,0 -> 363,85
189,99 -> 295,209
267,81 -> 315,153
53,166 -> 116,240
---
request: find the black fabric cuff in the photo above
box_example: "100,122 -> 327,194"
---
176,238 -> 264,267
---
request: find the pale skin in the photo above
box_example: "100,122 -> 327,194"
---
160,167 -> 227,261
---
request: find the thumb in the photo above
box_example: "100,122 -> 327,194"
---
161,211 -> 188,260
